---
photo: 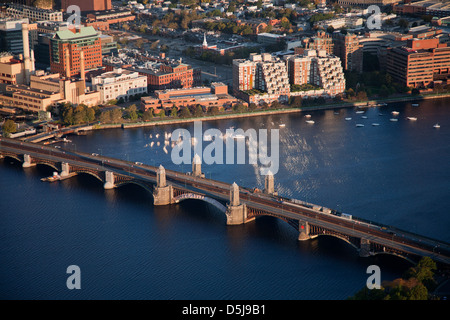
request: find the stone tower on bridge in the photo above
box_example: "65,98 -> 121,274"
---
153,165 -> 173,205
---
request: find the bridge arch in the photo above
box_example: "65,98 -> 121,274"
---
173,193 -> 227,214
115,180 -> 154,195
367,250 -> 417,265
2,154 -> 22,163
34,161 -> 60,171
71,170 -> 104,184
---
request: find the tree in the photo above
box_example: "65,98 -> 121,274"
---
60,103 -> 74,126
248,103 -> 258,111
179,107 -> 192,118
127,104 -> 138,121
208,106 -> 219,115
2,119 -> 16,137
193,104 -> 204,117
232,103 -> 247,113
170,106 -> 178,118
99,110 -> 111,123
142,109 -> 154,121
73,105 -> 87,125
110,108 -> 123,123
86,107 -> 96,122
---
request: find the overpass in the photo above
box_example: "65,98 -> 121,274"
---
1,136 -> 450,266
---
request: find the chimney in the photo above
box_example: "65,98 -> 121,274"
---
30,49 -> 35,73
79,49 -> 86,92
65,47 -> 71,78
22,23 -> 31,84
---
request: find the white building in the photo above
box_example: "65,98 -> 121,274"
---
5,4 -> 63,22
91,68 -> 148,104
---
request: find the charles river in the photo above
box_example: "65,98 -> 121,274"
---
1,97 -> 449,300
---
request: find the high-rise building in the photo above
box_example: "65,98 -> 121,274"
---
333,32 -> 363,74
49,26 -> 102,78
232,53 -> 290,103
386,38 -> 450,88
0,18 -> 36,55
286,50 -> 346,97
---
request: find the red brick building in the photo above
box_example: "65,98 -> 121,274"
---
50,26 -> 102,78
386,38 -> 450,88
137,62 -> 201,91
61,0 -> 112,12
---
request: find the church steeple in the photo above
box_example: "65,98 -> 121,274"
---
202,33 -> 208,48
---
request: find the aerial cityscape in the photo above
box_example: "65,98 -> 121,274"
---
0,0 -> 449,305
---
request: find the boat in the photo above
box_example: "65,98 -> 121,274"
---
361,116 -> 368,119
356,124 -> 364,127
434,123 -> 440,128
392,111 -> 399,116
304,114 -> 312,118
41,172 -> 61,182
372,123 -> 380,126
407,117 -> 417,121
306,120 -> 315,124
412,103 -> 419,107
355,110 -> 365,114
390,118 -> 398,122
345,117 -> 352,121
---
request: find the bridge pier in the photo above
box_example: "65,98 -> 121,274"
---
298,220 -> 311,241
153,165 -> 174,205
226,182 -> 252,225
22,154 -> 35,168
103,171 -> 115,189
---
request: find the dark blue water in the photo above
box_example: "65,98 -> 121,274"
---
1,98 -> 449,300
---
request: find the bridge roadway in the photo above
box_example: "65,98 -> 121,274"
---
1,137 -> 450,266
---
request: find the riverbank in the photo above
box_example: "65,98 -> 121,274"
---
95,92 -> 450,131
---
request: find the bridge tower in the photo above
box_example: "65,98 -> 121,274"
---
104,171 -> 115,189
359,239 -> 371,257
226,182 -> 251,225
22,154 -> 35,168
153,165 -> 173,205
298,221 -> 311,241
264,171 -> 277,195
60,162 -> 70,178
192,154 -> 204,178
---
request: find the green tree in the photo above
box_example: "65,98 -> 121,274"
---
208,106 -> 219,115
86,107 -> 96,122
2,119 -> 16,137
232,103 -> 247,113
73,105 -> 87,125
60,103 -> 74,126
110,108 -> 123,123
193,104 -> 204,117
99,110 -> 111,123
142,109 -> 154,121
170,106 -> 178,118
179,107 -> 192,118
127,104 -> 138,121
